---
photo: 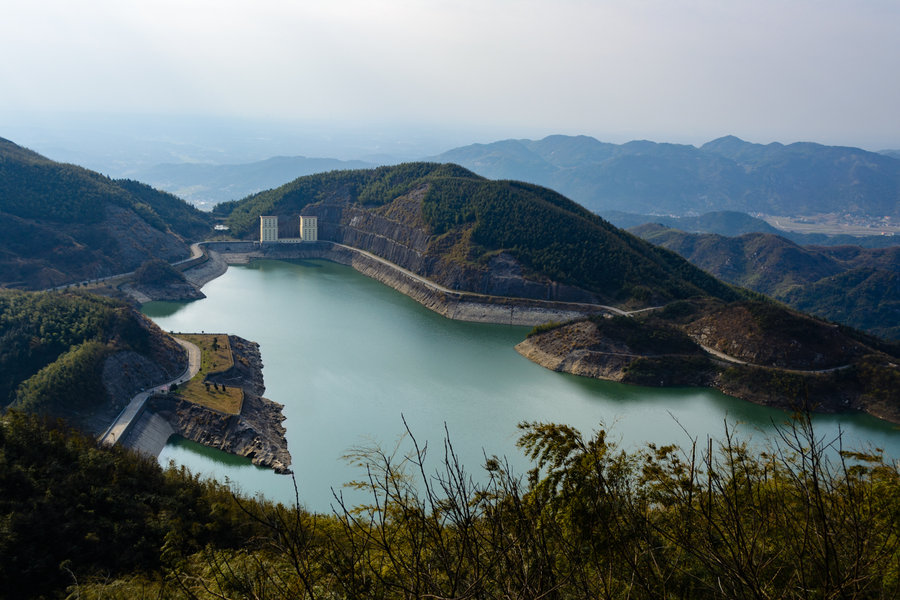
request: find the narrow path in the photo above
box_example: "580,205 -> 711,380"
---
98,338 -> 202,447
698,343 -> 852,374
173,242 -> 204,265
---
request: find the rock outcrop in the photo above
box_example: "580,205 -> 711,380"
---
91,315 -> 186,435
121,281 -> 205,303
516,308 -> 900,424
146,335 -> 291,473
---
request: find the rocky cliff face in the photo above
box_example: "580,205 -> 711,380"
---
148,335 -> 291,473
514,321 -> 636,380
122,281 -> 205,303
304,192 -> 600,303
92,315 -> 186,435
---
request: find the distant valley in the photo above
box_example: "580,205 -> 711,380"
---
133,156 -> 375,209
602,210 -> 899,248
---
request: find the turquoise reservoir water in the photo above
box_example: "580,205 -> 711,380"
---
143,260 -> 900,511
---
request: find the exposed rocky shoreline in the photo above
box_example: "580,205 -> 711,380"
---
121,280 -> 206,303
515,313 -> 900,424
145,335 -> 291,473
196,241 -> 607,327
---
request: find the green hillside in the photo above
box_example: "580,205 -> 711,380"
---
0,137 -> 212,289
0,290 -> 182,417
633,224 -> 900,339
220,163 -> 741,306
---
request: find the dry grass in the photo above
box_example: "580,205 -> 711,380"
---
173,334 -> 244,415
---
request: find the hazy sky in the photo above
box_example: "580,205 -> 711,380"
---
3,0 -> 900,150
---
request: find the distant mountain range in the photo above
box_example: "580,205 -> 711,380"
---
133,135 -> 900,223
0,137 -> 211,289
429,135 -> 900,218
633,224 -> 900,340
132,156 -> 375,208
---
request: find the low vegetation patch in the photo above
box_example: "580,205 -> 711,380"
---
173,334 -> 243,414
527,319 -> 570,337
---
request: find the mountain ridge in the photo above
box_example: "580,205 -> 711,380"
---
0,137 -> 212,289
429,134 -> 900,218
219,162 -> 741,307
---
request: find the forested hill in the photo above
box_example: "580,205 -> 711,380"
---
429,134 -> 900,217
0,137 -> 212,289
632,224 -> 900,340
218,163 -> 742,306
0,289 -> 184,429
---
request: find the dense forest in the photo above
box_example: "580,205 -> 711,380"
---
0,290 -> 181,417
0,137 -> 209,234
220,163 -> 742,305
2,410 -> 899,599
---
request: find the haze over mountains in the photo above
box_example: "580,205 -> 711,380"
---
131,134 -> 900,228
430,135 -> 900,218
132,156 -> 374,210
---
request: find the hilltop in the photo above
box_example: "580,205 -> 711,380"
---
218,162 -> 741,307
430,134 -> 900,218
0,137 -> 212,289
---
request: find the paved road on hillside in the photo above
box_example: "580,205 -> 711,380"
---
331,242 -> 651,316
47,243 -> 204,292
98,338 -> 201,447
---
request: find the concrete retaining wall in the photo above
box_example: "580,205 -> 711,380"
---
196,241 -> 607,327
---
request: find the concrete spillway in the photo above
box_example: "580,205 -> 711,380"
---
121,410 -> 175,458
